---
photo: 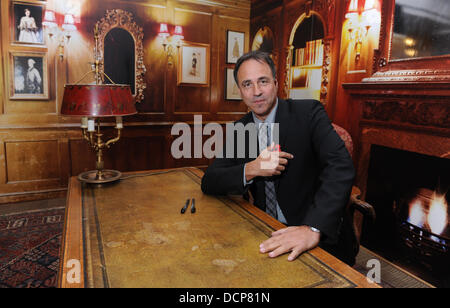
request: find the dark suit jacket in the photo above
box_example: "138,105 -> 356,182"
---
201,99 -> 357,264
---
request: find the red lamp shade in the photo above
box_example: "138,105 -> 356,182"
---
364,0 -> 376,10
362,0 -> 381,26
345,0 -> 359,19
158,23 -> 170,38
61,84 -> 137,117
62,13 -> 77,31
173,25 -> 184,40
42,10 -> 57,28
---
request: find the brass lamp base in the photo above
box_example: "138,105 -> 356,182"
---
78,169 -> 122,184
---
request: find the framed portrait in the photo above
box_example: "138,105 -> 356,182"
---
225,68 -> 241,101
10,51 -> 48,100
178,42 -> 210,86
11,1 -> 45,45
226,30 -> 244,64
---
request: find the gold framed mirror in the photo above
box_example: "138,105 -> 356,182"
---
390,0 -> 450,61
95,9 -> 146,102
369,0 -> 450,82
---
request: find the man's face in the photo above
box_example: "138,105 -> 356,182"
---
236,59 -> 278,121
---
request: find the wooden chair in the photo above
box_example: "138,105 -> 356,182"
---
332,123 -> 376,249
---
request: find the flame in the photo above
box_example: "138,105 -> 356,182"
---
407,198 -> 426,228
427,193 -> 448,235
407,190 -> 449,237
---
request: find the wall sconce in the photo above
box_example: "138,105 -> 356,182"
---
158,23 -> 184,65
42,10 -> 77,60
345,0 -> 381,61
60,27 -> 137,184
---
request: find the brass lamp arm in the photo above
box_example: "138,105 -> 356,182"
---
105,128 -> 122,148
82,126 -> 121,149
82,128 -> 94,145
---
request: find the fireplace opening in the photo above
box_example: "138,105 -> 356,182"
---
361,145 -> 450,287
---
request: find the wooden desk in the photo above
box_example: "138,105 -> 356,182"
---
58,168 -> 376,288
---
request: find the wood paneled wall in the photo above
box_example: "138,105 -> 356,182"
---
0,0 -> 250,203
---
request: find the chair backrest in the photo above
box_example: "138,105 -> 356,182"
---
332,123 -> 353,159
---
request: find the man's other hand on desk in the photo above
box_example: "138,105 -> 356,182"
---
259,226 -> 320,261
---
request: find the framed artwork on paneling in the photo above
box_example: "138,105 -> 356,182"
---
11,1 -> 45,45
10,51 -> 48,100
224,68 -> 241,101
226,30 -> 244,64
178,41 -> 210,86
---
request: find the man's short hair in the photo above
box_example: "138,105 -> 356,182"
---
233,50 -> 277,85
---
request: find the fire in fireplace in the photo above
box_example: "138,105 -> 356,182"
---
396,188 -> 449,277
362,145 -> 450,287
403,189 -> 449,238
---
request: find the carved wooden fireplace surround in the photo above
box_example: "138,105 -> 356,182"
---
343,81 -> 450,199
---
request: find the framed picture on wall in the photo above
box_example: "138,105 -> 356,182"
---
11,1 -> 45,45
226,30 -> 244,64
178,41 -> 210,86
225,68 -> 241,101
10,51 -> 48,100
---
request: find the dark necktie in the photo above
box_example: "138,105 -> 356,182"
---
259,123 -> 278,219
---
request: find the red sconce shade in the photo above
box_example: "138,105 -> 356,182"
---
61,84 -> 137,117
345,0 -> 359,19
158,23 -> 170,38
348,0 -> 359,12
345,0 -> 381,27
362,0 -> 381,25
42,10 -> 57,28
62,13 -> 77,31
173,25 -> 184,40
364,0 -> 376,10
346,0 -> 380,16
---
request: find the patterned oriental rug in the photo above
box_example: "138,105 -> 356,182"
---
0,208 -> 65,288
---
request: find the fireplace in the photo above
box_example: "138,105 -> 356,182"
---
362,145 -> 450,287
343,79 -> 450,287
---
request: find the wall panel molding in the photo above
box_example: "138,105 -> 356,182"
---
174,7 -> 213,15
5,140 -> 60,183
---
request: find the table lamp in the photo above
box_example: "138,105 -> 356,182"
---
60,25 -> 137,184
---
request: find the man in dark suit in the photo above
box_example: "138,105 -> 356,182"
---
201,51 -> 356,265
